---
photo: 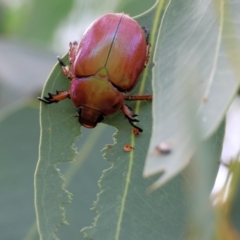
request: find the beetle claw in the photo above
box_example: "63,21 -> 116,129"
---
38,97 -> 57,104
131,118 -> 139,122
121,104 -> 143,131
127,119 -> 143,132
38,90 -> 70,104
57,56 -> 66,66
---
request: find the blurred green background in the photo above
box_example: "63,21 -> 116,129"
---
0,0 -> 155,239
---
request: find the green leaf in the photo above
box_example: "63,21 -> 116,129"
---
35,2 -> 163,239
0,104 -> 39,240
33,1 -> 232,239
32,124 -> 113,240
82,107 -> 224,239
0,100 -> 114,240
184,120 -> 225,240
35,59 -> 115,239
144,0 -> 240,190
35,59 -> 81,240
82,2 -> 175,240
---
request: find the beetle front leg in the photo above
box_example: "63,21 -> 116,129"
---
57,56 -> 75,79
38,90 -> 70,104
121,104 -> 143,132
68,41 -> 78,64
57,41 -> 78,79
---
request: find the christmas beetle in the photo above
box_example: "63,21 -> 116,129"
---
38,13 -> 152,132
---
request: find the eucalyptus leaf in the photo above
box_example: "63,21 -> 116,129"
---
35,58 -> 81,240
0,101 -> 113,240
144,0 -> 240,190
0,105 -> 39,240
35,2 -> 159,238
34,0 -> 235,239
82,91 -> 224,240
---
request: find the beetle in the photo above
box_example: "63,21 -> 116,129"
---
38,13 -> 152,132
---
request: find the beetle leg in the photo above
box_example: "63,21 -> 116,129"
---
121,104 -> 143,132
38,90 -> 70,104
57,56 -> 75,79
145,43 -> 151,67
68,41 -> 78,64
124,95 -> 152,101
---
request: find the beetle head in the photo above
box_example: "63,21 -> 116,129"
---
77,106 -> 104,128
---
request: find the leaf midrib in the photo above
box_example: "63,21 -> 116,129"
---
114,1 -> 166,239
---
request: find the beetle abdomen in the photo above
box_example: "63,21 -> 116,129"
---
72,13 -> 147,92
